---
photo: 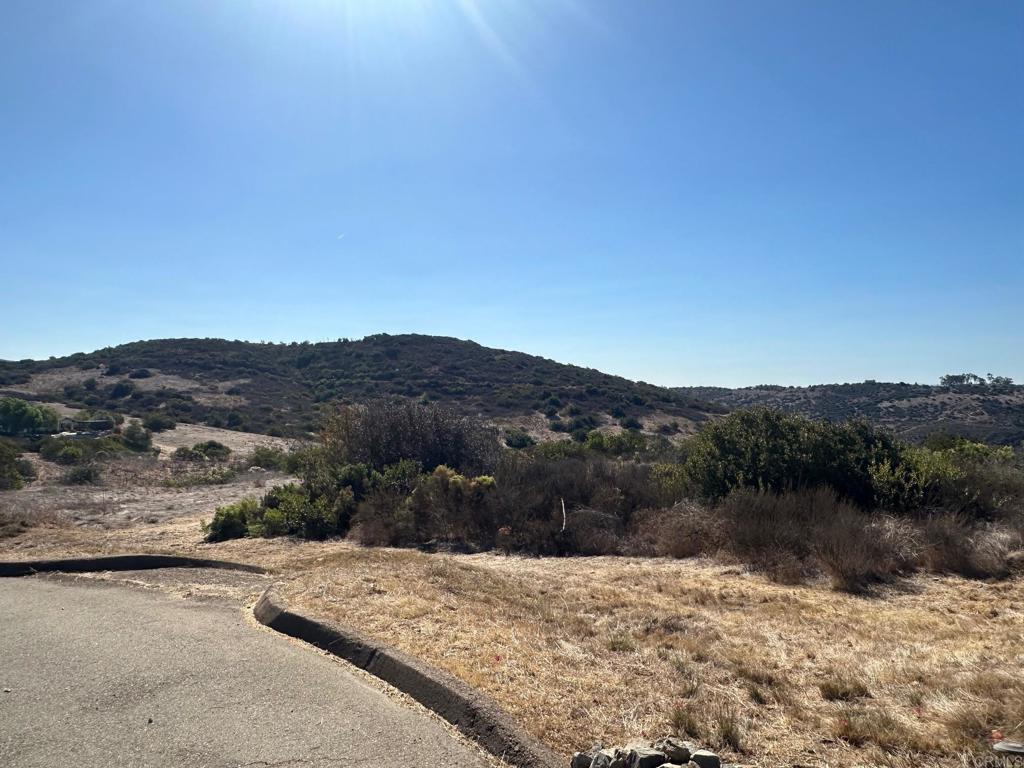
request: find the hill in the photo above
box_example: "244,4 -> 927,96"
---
674,381 -> 1024,445
4,336 -> 1021,444
0,335 -> 723,439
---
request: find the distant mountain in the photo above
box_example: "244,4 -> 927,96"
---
0,335 -> 723,439
674,382 -> 1024,445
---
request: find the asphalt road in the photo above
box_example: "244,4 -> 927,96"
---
0,578 -> 493,768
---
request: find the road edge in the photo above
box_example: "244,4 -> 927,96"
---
253,585 -> 561,768
0,554 -> 268,577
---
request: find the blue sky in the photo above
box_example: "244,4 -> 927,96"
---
2,1 -> 1021,387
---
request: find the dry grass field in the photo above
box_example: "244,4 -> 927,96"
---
2,481 -> 1021,768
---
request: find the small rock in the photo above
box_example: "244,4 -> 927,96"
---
590,750 -> 616,768
630,748 -> 668,768
571,753 -> 593,768
651,737 -> 692,764
2,688 -> 11,693
689,750 -> 721,768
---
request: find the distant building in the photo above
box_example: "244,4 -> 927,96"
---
57,417 -> 115,434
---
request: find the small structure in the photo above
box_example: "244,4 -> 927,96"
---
57,417 -> 115,434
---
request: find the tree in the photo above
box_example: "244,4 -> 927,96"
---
987,373 -> 1014,387
940,373 -> 1014,388
0,398 -> 59,436
0,441 -> 25,489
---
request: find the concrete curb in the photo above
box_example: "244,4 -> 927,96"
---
253,585 -> 561,768
0,554 -> 268,578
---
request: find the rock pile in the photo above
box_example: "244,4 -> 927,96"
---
570,737 -> 724,768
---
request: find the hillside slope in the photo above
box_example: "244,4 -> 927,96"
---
5,337 -> 1021,444
674,381 -> 1024,445
0,335 -> 722,438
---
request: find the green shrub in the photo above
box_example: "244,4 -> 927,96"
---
254,483 -> 350,539
39,435 -> 130,464
193,440 -> 231,461
685,409 -> 904,509
60,464 -> 102,485
142,413 -> 176,432
13,457 -> 36,483
0,442 -> 25,490
164,466 -> 237,488
56,444 -> 85,465
259,507 -> 288,537
504,429 -> 535,449
173,446 -> 205,462
585,429 -> 652,457
110,380 -> 135,398
128,368 -> 153,379
530,440 -> 587,461
246,445 -> 289,471
872,440 -> 1023,517
172,440 -> 231,462
122,423 -> 152,452
204,498 -> 260,541
649,462 -> 692,506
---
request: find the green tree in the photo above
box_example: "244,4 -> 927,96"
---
0,398 -> 59,436
0,441 -> 26,490
684,409 -> 904,508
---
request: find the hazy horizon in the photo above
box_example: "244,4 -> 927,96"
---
3,1 -> 1021,387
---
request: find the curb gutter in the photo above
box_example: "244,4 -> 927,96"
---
253,586 -> 560,768
0,554 -> 268,577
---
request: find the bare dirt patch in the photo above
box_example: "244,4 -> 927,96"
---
0,459 -> 291,557
150,423 -> 298,458
7,366 -> 249,407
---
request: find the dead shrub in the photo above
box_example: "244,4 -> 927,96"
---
350,488 -> 414,547
832,706 -> 910,750
627,501 -> 719,559
812,510 -> 911,593
820,673 -> 871,701
668,702 -> 701,739
0,506 -> 68,540
710,704 -> 745,753
564,506 -> 623,555
919,513 -> 1015,578
715,487 -> 940,590
717,487 -> 817,580
943,698 -> 1024,749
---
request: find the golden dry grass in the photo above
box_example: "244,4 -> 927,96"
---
2,500 -> 1021,767
274,547 -> 1024,767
